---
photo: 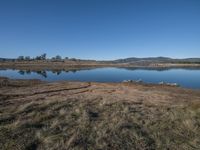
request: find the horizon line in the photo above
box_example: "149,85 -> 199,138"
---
1,56 -> 200,61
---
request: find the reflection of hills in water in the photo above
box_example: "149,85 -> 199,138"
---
15,67 -> 200,78
0,66 -> 200,78
0,67 -> 200,89
120,66 -> 200,72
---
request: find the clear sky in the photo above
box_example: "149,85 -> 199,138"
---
0,0 -> 200,60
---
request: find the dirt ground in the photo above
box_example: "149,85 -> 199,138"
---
0,77 -> 200,149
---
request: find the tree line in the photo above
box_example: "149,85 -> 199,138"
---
17,53 -> 75,61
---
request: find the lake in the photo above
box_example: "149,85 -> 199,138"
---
1,67 -> 200,89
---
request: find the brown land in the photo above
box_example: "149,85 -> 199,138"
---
0,77 -> 200,149
1,60 -> 200,71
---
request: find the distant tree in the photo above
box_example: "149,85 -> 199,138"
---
17,56 -> 24,61
0,58 -> 6,62
65,57 -> 69,60
35,56 -> 41,60
55,55 -> 62,60
51,57 -> 56,60
35,53 -> 46,60
25,56 -> 31,61
41,53 -> 46,60
70,58 -> 77,61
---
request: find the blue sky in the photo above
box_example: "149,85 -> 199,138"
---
0,0 -> 200,60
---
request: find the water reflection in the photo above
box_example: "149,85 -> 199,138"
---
18,70 -> 47,78
121,66 -> 200,71
16,68 -> 86,78
1,67 -> 200,89
5,67 -> 200,79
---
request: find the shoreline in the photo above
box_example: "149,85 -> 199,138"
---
1,77 -> 200,149
1,61 -> 200,71
0,76 -> 199,91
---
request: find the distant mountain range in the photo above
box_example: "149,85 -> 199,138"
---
114,57 -> 200,64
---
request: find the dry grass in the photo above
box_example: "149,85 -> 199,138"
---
0,79 -> 200,150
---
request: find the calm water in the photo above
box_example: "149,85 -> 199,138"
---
1,67 -> 200,89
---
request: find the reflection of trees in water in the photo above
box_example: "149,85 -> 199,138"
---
17,67 -> 96,77
52,70 -> 62,75
51,69 -> 79,74
19,70 -> 31,75
71,70 -> 77,73
18,70 -> 25,75
18,70 -> 47,78
36,71 -> 47,78
26,70 -> 31,74
18,69 -> 65,78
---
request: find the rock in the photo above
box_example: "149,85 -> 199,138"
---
166,83 -> 179,87
122,79 -> 143,83
159,81 -> 165,85
122,80 -> 133,83
159,81 -> 179,87
136,79 -> 143,83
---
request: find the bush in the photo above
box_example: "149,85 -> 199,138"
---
17,56 -> 24,61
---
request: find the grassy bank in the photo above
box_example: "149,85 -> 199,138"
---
0,79 -> 200,149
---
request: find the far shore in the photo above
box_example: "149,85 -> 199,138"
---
1,60 -> 200,71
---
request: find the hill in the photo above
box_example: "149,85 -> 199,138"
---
114,57 -> 200,64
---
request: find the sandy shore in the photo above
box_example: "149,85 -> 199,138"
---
0,78 -> 200,149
